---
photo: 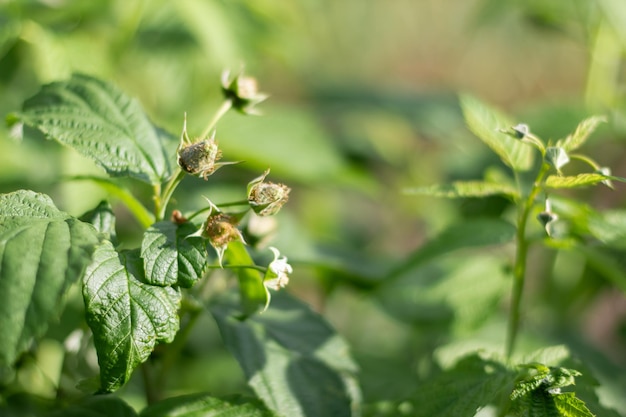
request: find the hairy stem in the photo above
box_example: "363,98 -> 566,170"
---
506,164 -> 549,358
200,99 -> 233,140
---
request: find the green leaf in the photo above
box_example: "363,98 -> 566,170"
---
388,218 -> 516,280
553,393 -> 595,417
544,173 -> 611,189
404,181 -> 518,199
80,200 -> 117,242
224,241 -> 268,317
140,393 -> 279,417
557,115 -> 607,152
9,73 -> 176,184
460,94 -> 534,172
48,395 -> 138,417
141,221 -> 208,288
411,353 -> 517,417
210,291 -> 361,417
83,242 -> 181,392
0,190 -> 100,367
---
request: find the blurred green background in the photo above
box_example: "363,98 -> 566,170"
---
2,0 -> 626,414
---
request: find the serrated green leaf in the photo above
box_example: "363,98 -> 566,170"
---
224,241 -> 267,317
412,353 -> 517,417
510,389 -> 560,417
557,115 -> 607,152
140,393 -> 280,417
141,221 -> 207,288
80,201 -> 117,242
404,181 -> 518,199
83,242 -> 181,392
388,218 -> 516,280
210,291 -> 361,417
544,173 -> 610,189
0,190 -> 100,367
10,73 -> 176,184
48,395 -> 138,417
460,94 -> 534,171
553,393 -> 595,417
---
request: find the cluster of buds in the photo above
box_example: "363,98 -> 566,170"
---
178,70 -> 293,307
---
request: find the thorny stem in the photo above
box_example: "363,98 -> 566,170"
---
506,163 -> 550,359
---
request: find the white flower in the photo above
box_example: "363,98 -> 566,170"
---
264,246 -> 292,291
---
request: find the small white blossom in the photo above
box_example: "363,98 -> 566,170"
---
264,246 -> 292,291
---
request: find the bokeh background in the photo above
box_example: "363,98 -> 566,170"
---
2,0 -> 626,414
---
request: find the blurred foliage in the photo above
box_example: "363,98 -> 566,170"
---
2,0 -> 626,415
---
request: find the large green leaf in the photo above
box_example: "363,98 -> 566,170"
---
8,73 -> 176,184
140,393 -> 279,417
83,242 -> 181,392
141,221 -> 208,288
544,173 -> 618,189
0,190 -> 100,367
210,291 -> 361,417
460,94 -> 534,172
48,395 -> 138,417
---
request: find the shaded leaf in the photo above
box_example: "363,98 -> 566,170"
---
412,353 -> 516,417
557,115 -> 607,152
210,291 -> 360,417
80,200 -> 117,242
48,395 -> 138,417
405,181 -> 518,199
9,74 -> 176,184
460,94 -> 534,171
140,393 -> 279,417
141,221 -> 207,288
0,190 -> 100,367
388,218 -> 516,280
83,242 -> 181,392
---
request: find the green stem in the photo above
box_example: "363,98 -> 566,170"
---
186,200 -> 250,221
506,164 -> 550,359
201,99 -> 233,140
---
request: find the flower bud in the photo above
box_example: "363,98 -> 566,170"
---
221,69 -> 268,115
596,167 -> 614,189
545,146 -> 570,172
537,198 -> 558,237
204,212 -> 245,266
247,169 -> 290,216
264,247 -> 292,291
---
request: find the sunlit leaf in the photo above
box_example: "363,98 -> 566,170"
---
8,74 -> 176,184
224,241 -> 267,317
0,190 -> 100,367
404,181 -> 518,199
460,94 -> 534,172
83,242 -> 181,392
141,221 -> 207,288
544,173 -> 611,189
140,393 -> 279,417
210,291 -> 360,417
557,115 -> 607,152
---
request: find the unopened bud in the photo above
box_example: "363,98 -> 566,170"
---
247,169 -> 290,216
221,69 -> 268,115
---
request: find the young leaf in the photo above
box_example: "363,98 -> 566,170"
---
141,221 -> 208,288
210,290 -> 361,417
9,74 -> 176,184
460,94 -> 534,172
553,393 -> 595,417
83,242 -> 181,392
557,115 -> 607,152
80,200 -> 117,242
48,395 -> 138,417
0,190 -> 100,367
544,173 -> 612,189
140,393 -> 280,417
224,241 -> 268,317
404,181 -> 518,199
